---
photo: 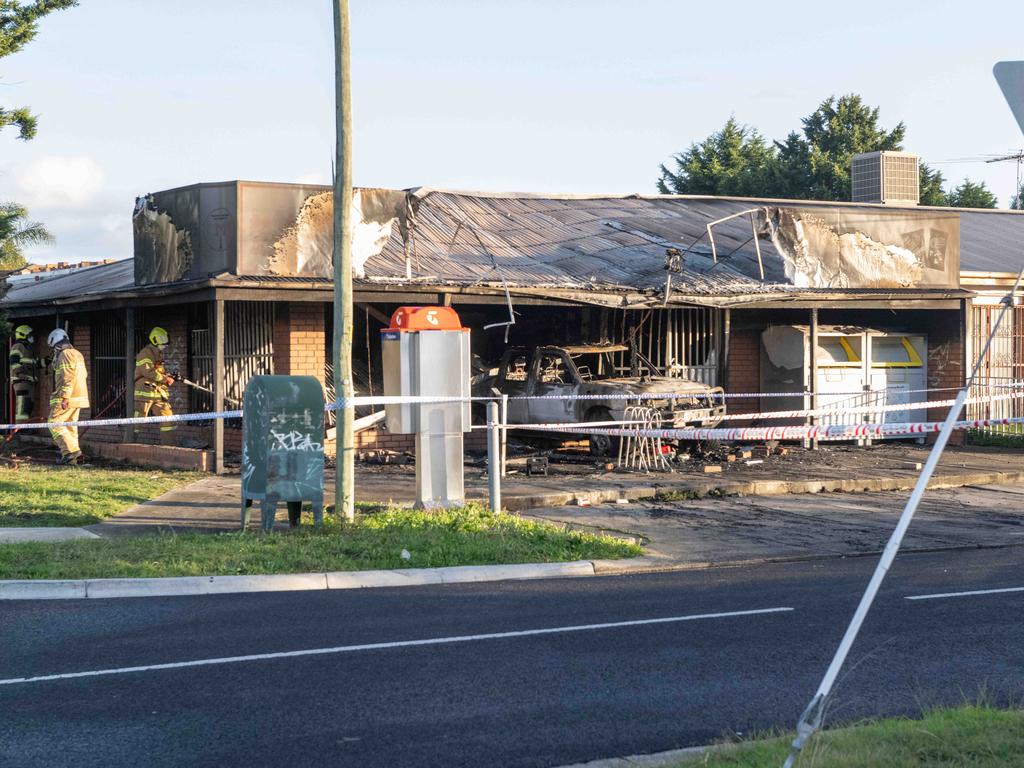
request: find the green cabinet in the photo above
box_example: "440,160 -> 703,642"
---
241,375 -> 325,531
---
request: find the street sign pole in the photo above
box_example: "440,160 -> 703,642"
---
332,0 -> 355,522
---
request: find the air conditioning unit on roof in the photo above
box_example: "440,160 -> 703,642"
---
851,151 -> 919,205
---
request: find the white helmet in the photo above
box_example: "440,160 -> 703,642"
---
47,328 -> 69,348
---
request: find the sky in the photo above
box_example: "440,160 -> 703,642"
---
1,0 -> 1023,263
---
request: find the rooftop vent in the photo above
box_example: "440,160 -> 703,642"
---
851,151 -> 919,205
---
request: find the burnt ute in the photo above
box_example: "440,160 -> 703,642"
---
474,344 -> 725,431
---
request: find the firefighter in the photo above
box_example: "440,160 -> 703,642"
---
9,324 -> 39,424
47,328 -> 89,465
135,327 -> 176,443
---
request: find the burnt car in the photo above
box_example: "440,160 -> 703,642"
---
475,344 -> 725,455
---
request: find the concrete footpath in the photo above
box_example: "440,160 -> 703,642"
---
524,483 -> 1024,568
83,444 -> 1024,536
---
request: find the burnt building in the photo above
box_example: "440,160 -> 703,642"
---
3,180 -> 1022,469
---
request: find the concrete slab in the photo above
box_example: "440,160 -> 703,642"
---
523,483 -> 1024,567
0,528 -> 100,543
84,444 -> 1024,537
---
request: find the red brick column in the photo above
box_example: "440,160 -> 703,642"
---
725,329 -> 760,426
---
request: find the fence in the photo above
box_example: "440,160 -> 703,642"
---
609,306 -> 722,386
967,303 -> 1024,439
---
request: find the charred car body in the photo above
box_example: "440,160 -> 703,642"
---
475,344 -> 725,454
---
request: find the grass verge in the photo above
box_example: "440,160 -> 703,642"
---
0,504 -> 642,579
0,465 -> 204,527
683,704 -> 1024,767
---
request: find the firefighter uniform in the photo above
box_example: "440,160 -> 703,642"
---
9,326 -> 39,423
48,339 -> 89,462
135,340 -> 175,440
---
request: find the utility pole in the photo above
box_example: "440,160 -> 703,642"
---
332,0 -> 355,522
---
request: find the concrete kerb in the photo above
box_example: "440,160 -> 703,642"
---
0,560 -> 598,601
552,744 -> 712,767
3,541 -> 1019,601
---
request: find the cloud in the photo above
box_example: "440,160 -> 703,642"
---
15,155 -> 105,209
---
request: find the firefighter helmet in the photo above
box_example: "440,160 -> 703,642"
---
149,327 -> 169,347
14,325 -> 32,342
47,328 -> 69,348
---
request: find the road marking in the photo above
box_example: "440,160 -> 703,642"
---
0,606 -> 793,687
905,586 -> 1024,601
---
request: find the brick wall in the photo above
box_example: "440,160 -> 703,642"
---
287,303 -> 326,378
354,427 -> 486,454
725,328 -> 760,425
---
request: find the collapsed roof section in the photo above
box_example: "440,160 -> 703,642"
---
363,190 -> 964,302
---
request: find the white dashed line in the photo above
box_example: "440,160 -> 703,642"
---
0,606 -> 793,686
905,586 -> 1024,601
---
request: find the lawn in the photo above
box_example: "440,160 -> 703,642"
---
0,504 -> 642,579
685,705 -> 1024,767
0,465 -> 204,527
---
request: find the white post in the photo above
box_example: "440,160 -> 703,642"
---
487,401 -> 501,512
500,393 -> 508,478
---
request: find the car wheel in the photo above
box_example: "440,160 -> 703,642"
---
586,407 -> 619,457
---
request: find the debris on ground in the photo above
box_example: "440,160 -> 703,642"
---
525,457 -> 548,476
357,449 -> 412,465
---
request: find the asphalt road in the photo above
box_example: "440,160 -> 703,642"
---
0,547 -> 1022,768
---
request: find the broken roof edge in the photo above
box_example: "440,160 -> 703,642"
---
406,186 -> 1024,216
137,179 -> 332,198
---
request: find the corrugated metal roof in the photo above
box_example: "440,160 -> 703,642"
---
3,259 -> 134,305
958,210 -> 1024,273
364,191 -> 1018,295
363,192 -> 785,296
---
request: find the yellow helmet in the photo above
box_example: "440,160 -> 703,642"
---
14,325 -> 32,341
149,327 -> 169,346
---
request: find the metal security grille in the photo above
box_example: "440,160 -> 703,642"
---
968,304 -> 1024,436
90,311 -> 127,418
190,302 -> 275,412
0,336 -> 9,423
610,307 -> 722,386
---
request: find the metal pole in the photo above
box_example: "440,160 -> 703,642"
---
124,307 -> 135,443
500,393 -> 508,478
782,268 -> 1024,768
809,308 -> 819,451
332,0 -> 355,522
213,298 -> 225,476
487,401 -> 501,512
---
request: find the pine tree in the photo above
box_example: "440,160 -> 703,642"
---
944,179 -> 999,209
1,0 -> 78,139
657,117 -> 775,197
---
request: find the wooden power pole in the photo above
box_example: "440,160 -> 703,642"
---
333,0 -> 355,521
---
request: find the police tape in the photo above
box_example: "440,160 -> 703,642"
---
4,385 -> 1023,435
526,415 -> 1024,443
326,382 -> 1024,409
716,389 -> 1024,422
0,409 -> 244,433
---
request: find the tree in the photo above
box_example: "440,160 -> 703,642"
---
918,163 -> 946,206
944,179 -> 998,209
777,94 -> 906,200
0,202 -> 52,270
657,117 -> 775,197
1011,181 -> 1024,211
1,0 -> 77,139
